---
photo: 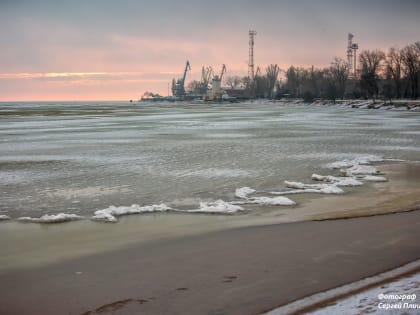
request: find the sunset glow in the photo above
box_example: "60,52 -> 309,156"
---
1,0 -> 419,101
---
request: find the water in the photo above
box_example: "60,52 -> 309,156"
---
1,101 -> 420,220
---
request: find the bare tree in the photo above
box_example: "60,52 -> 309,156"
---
330,57 -> 349,100
285,66 -> 306,98
266,64 -> 280,98
386,47 -> 404,98
255,75 -> 269,98
324,68 -> 338,103
359,49 -> 385,102
401,42 -> 420,99
225,76 -> 242,89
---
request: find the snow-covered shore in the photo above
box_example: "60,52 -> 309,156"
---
273,99 -> 420,111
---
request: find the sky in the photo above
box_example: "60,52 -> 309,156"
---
0,0 -> 419,101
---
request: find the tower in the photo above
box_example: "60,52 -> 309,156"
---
347,33 -> 359,78
347,33 -> 354,73
248,30 -> 257,81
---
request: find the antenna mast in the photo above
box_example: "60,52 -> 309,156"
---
248,30 -> 257,81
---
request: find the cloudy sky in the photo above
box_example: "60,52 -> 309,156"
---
1,0 -> 419,101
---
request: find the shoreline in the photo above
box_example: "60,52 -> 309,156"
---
1,162 -> 420,314
1,162 -> 420,273
1,209 -> 420,315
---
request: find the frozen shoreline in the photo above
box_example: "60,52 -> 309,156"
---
0,155 -> 408,224
271,98 -> 420,111
1,161 -> 420,274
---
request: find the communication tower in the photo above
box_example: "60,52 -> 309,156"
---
347,33 -> 359,78
248,30 -> 257,81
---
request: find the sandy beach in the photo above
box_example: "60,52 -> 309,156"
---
1,162 -> 420,315
1,204 -> 420,315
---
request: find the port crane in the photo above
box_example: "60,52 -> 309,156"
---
201,66 -> 213,91
219,64 -> 226,82
172,60 -> 191,97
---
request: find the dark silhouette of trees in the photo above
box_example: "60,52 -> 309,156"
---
359,49 -> 385,102
323,68 -> 338,103
285,66 -> 302,98
386,47 -> 404,99
402,42 -> 420,99
254,75 -> 269,98
225,76 -> 242,89
216,41 -> 418,102
330,58 -> 349,100
266,64 -> 280,98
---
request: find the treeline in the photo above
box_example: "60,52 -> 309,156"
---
224,41 -> 419,101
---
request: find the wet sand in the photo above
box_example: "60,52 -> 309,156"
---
1,209 -> 420,315
1,162 -> 420,315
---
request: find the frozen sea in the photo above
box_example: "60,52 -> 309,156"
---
1,100 -> 420,222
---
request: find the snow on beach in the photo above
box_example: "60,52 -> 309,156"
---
281,99 -> 420,112
307,271 -> 420,315
265,260 -> 420,315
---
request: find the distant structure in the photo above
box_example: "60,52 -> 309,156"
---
209,64 -> 226,101
347,33 -> 359,78
248,30 -> 257,82
172,60 -> 191,97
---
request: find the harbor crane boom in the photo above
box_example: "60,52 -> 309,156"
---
220,64 -> 226,82
172,60 -> 191,97
182,61 -> 191,85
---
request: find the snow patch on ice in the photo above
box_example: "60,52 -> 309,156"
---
362,175 -> 388,182
326,155 -> 384,169
284,181 -> 344,194
17,213 -> 84,223
248,196 -> 296,206
311,174 -> 363,186
0,214 -> 11,221
187,200 -> 243,214
235,187 -> 256,199
347,164 -> 379,175
92,204 -> 172,222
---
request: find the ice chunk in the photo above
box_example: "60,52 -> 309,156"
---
17,213 -> 84,223
326,155 -> 383,169
92,204 -> 172,222
347,165 -> 378,175
249,196 -> 296,206
0,214 -> 11,221
311,174 -> 336,182
327,160 -> 355,169
187,200 -> 243,213
312,174 -> 363,186
318,185 -> 344,194
284,181 -> 344,194
362,175 -> 388,182
284,181 -> 306,189
235,187 -> 256,199
91,212 -> 118,223
334,177 -> 364,186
